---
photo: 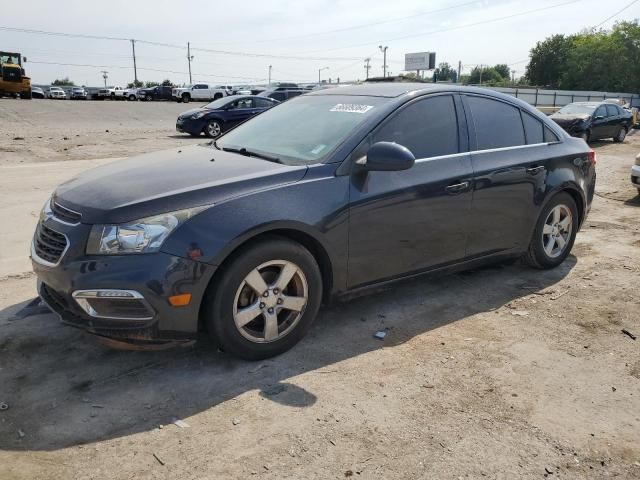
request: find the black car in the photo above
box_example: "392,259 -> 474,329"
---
138,85 -> 173,101
176,96 -> 279,138
550,101 -> 632,143
32,84 -> 596,360
258,86 -> 305,102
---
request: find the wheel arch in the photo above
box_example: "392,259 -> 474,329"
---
197,226 -> 335,331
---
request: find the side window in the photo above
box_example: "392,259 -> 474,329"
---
255,98 -> 274,108
287,90 -> 303,99
270,92 -> 285,102
544,126 -> 559,143
372,95 -> 459,158
594,106 -> 606,118
466,96 -> 525,149
236,99 -> 253,108
521,111 -> 544,145
605,105 -> 618,117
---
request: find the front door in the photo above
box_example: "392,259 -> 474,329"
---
347,94 -> 473,288
225,98 -> 256,128
590,105 -> 609,139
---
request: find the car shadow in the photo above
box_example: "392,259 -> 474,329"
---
0,256 -> 576,451
623,194 -> 640,207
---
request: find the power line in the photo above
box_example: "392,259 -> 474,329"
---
300,0 -> 583,53
595,0 -> 640,27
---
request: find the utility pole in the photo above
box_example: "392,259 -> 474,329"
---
511,69 -> 516,83
318,66 -> 329,85
364,57 -> 371,80
268,65 -> 272,86
379,45 -> 388,78
101,70 -> 108,87
187,42 -> 194,84
130,39 -> 138,86
457,60 -> 462,84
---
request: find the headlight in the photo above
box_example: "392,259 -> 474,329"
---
86,206 -> 209,255
191,111 -> 207,119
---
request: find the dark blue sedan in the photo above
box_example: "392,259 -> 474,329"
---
176,95 -> 279,138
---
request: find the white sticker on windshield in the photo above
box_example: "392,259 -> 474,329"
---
330,104 -> 374,114
310,144 -> 327,155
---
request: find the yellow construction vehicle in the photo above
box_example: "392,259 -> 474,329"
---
0,51 -> 31,99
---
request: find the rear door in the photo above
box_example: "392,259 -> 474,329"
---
462,95 -> 554,257
605,104 -> 621,137
347,94 -> 474,287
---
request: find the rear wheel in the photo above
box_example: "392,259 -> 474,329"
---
203,237 -> 322,360
523,192 -> 578,269
146,95 -> 154,101
613,126 -> 627,143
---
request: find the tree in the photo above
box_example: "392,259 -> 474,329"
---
127,80 -> 143,88
144,81 -> 160,88
494,64 -> 511,81
161,79 -> 173,86
434,62 -> 454,82
525,34 -> 572,88
465,66 -> 506,85
52,77 -> 75,86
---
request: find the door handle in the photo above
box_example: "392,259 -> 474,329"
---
445,181 -> 470,194
526,166 -> 545,175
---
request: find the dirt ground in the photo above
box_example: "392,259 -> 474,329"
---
0,98 -> 639,480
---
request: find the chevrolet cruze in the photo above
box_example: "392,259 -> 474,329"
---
32,84 -> 596,359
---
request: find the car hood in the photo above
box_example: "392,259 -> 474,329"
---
550,113 -> 590,128
178,107 -> 213,118
54,145 -> 308,224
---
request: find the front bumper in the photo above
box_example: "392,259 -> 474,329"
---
33,232 -> 217,343
632,165 -> 640,190
176,117 -> 205,135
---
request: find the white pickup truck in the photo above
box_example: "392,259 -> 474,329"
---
171,84 -> 228,103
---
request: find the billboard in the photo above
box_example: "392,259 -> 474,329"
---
404,52 -> 436,71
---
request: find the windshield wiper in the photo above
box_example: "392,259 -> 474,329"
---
222,146 -> 282,164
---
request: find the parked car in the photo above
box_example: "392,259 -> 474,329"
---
95,88 -> 111,100
31,86 -> 45,99
550,101 -> 632,143
31,84 -> 596,360
47,86 -> 66,99
124,88 -> 139,101
138,85 -> 173,101
110,86 -> 127,100
632,153 -> 640,194
70,87 -> 87,100
172,84 -> 227,103
176,95 -> 279,138
258,86 -> 305,102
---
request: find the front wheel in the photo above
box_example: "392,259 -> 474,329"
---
613,127 -> 627,143
523,192 -> 578,269
204,120 -> 223,138
203,237 -> 322,360
182,93 -> 190,103
128,94 -> 136,101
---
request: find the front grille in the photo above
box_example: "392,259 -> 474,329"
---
51,200 -> 81,224
34,223 -> 68,264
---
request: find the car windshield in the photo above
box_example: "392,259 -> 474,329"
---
216,95 -> 388,165
557,104 -> 596,115
203,97 -> 234,110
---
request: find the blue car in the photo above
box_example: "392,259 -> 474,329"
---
176,95 -> 279,138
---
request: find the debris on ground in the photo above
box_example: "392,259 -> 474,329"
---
232,418 -> 240,426
91,404 -> 104,409
550,290 -> 570,300
172,418 -> 190,428
152,453 -> 165,466
17,429 -> 25,438
511,310 -> 530,316
373,330 -> 387,340
249,363 -> 268,373
0,402 -> 8,411
622,329 -> 637,340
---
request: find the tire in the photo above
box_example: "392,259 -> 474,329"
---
203,236 -> 323,360
146,95 -> 154,101
127,95 -> 135,101
213,93 -> 223,100
21,91 -> 32,99
182,93 -> 190,103
204,119 -> 223,138
613,126 -> 627,143
523,192 -> 578,269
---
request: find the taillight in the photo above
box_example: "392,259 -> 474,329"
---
587,150 -> 596,165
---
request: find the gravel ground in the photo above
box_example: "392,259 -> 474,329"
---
0,98 -> 639,480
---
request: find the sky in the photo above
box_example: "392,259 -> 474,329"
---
1,0 -> 638,87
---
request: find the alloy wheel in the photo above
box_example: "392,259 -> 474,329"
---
617,128 -> 626,142
542,204 -> 572,258
207,121 -> 222,138
232,260 -> 308,343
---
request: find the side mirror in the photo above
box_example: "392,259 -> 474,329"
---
358,142 -> 415,172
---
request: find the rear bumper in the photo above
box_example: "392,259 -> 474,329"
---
33,251 -> 217,344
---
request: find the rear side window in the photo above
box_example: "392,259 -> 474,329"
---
521,111 -> 544,145
255,98 -> 275,108
372,95 -> 459,158
544,126 -> 559,143
466,96 -> 525,150
605,105 -> 618,117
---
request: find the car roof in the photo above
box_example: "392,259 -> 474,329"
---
305,82 -> 522,99
569,102 -> 604,107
